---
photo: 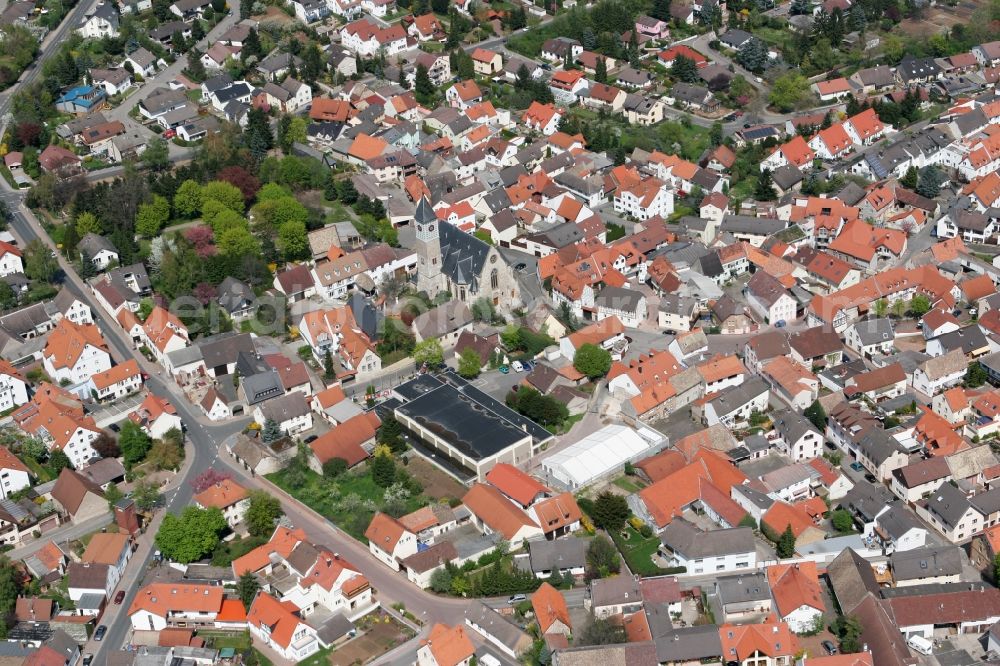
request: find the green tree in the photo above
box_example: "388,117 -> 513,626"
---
736,37 -> 767,72
237,571 -> 260,609
901,165 -> 919,189
136,195 -> 171,238
590,491 -> 631,532
147,438 -> 184,471
245,107 -> 274,161
430,567 -> 452,593
74,211 -> 101,236
650,0 -> 672,20
578,617 -> 626,646
119,421 -> 152,468
278,220 -> 309,261
873,298 -> 888,318
155,506 -> 228,564
143,137 -> 170,171
804,400 -> 827,431
370,448 -> 396,487
201,180 -> 245,214
24,239 -> 59,283
908,294 -> 931,317
966,362 -> 989,388
174,180 -> 203,218
323,348 -> 337,382
413,338 -> 444,368
377,413 -> 405,453
457,348 -> 482,378
104,483 -> 124,510
322,457 -> 348,478
0,557 -> 23,638
833,615 -> 863,653
132,479 -> 162,511
776,524 -> 796,558
217,227 -> 260,256
245,490 -> 283,537
755,168 -> 777,200
414,63 -> 435,105
261,418 -> 282,443
916,165 -> 944,199
594,56 -> 607,83
573,343 -> 612,379
585,535 -> 621,578
769,72 -> 812,112
49,449 -> 71,472
672,54 -> 699,83
831,509 -> 853,533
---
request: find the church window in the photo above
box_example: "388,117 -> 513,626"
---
490,269 -> 498,290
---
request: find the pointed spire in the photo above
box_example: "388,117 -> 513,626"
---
415,196 -> 436,225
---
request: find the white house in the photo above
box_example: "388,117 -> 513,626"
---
766,562 -> 825,633
595,287 -> 647,329
746,271 -> 796,326
0,242 -> 23,277
252,393 -> 313,437
911,349 -> 967,397
77,3 -> 120,39
248,593 -> 322,661
844,318 -> 895,358
42,320 -> 112,386
365,512 -> 419,571
0,362 -> 29,413
194,479 -> 251,529
89,359 -> 143,402
659,520 -> 756,576
0,445 -> 30,499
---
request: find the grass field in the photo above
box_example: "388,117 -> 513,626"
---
612,525 -> 671,576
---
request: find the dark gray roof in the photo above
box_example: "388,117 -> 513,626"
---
772,164 -> 803,190
672,82 -> 712,105
650,622 -> 722,664
707,378 -> 769,416
930,325 -> 988,355
315,613 -> 354,645
715,571 -> 771,605
589,574 -> 641,609
826,548 -> 880,614
889,545 -> 963,581
527,537 -> 587,573
970,486 -> 1000,516
241,370 -> 284,406
660,518 -> 755,559
720,29 -> 753,47
258,392 -> 310,422
199,332 -> 256,371
851,318 -> 895,346
874,503 -> 925,540
854,65 -> 894,87
924,481 -> 975,530
841,480 -> 895,522
412,301 -> 473,340
217,276 -> 254,314
855,429 -> 905,467
720,215 -> 787,237
595,286 -> 645,313
347,292 -> 382,341
464,602 -> 530,651
772,409 -> 819,445
732,482 -> 774,512
898,54 -> 941,81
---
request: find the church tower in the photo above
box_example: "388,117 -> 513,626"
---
414,196 -> 442,297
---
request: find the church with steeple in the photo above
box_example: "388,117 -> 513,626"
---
414,197 -> 520,310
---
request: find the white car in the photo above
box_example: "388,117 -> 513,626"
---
512,361 -> 524,372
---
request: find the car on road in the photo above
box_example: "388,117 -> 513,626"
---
774,320 -> 786,328
521,360 -> 534,371
508,594 -> 526,604
109,423 -> 120,432
514,262 -> 527,271
512,361 -> 524,372
499,365 -> 509,374
83,656 -> 93,666
850,462 -> 864,472
94,626 -> 107,641
304,434 -> 318,443
114,590 -> 125,605
822,640 -> 837,655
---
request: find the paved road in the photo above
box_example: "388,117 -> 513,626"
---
8,511 -> 111,560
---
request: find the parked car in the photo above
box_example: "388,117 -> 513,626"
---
850,462 -> 864,472
499,365 -> 509,374
508,594 -> 526,604
521,360 -> 534,371
512,361 -> 524,372
94,626 -> 107,641
822,640 -> 837,655
82,656 -> 93,666
304,434 -> 318,443
109,423 -> 120,432
514,263 -> 527,271
114,590 -> 125,605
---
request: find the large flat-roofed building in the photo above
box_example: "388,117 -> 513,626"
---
392,371 -> 554,481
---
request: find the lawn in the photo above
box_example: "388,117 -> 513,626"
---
22,456 -> 54,483
613,476 -> 645,493
267,465 -> 426,542
611,525 -> 673,576
548,413 -> 585,435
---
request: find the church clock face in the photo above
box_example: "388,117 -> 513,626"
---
428,225 -> 435,232
489,254 -> 497,263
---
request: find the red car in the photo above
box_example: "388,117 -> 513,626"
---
114,590 -> 125,605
